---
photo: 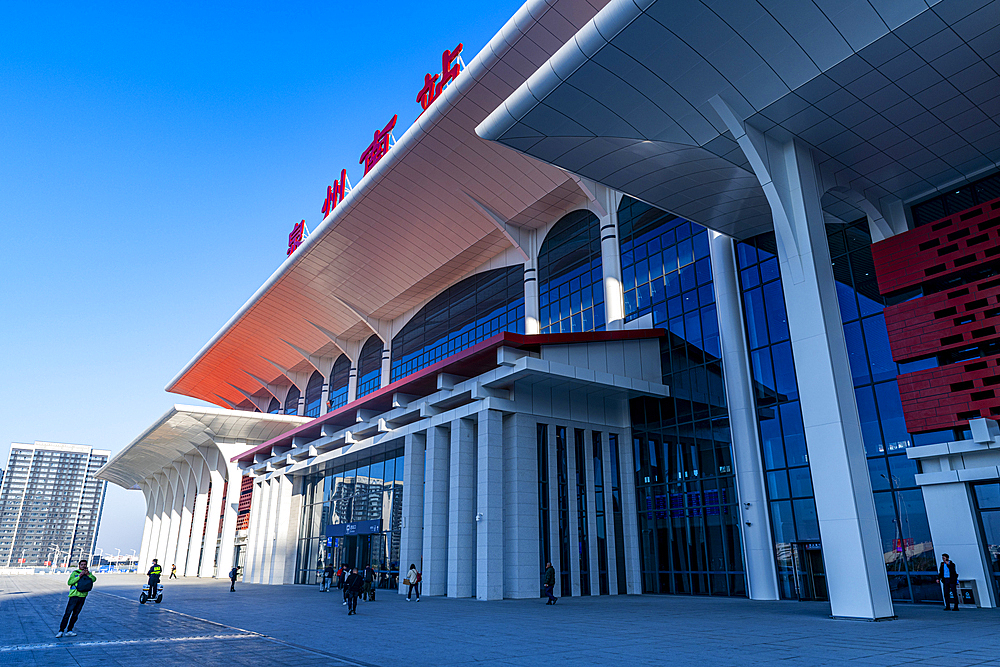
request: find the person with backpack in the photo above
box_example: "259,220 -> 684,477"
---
321,563 -> 334,592
405,563 -> 420,601
56,559 -> 96,637
344,567 -> 364,615
229,565 -> 239,592
363,564 -> 377,601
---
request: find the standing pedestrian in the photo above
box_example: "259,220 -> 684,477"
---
345,567 -> 364,615
337,563 -> 346,590
169,564 -> 177,579
405,563 -> 420,601
229,565 -> 239,592
543,561 -> 557,605
56,559 -> 96,637
321,563 -> 334,592
364,564 -> 376,601
342,564 -> 350,606
937,553 -> 959,611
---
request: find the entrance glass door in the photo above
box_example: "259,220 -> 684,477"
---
791,542 -> 828,601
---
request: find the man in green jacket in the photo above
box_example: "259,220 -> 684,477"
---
57,559 -> 96,637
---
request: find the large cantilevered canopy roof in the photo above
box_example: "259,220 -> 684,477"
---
167,0 -> 609,409
478,0 -> 1000,239
95,405 -> 309,489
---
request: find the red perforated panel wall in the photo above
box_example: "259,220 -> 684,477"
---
872,196 -> 1000,434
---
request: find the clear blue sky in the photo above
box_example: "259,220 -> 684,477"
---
0,0 -> 524,557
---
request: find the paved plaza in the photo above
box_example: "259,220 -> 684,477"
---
2,574 -> 1000,666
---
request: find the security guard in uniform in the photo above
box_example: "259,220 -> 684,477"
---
147,559 -> 163,589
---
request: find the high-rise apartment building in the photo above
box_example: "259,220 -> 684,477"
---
0,442 -> 109,567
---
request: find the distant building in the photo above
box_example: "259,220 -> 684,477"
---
0,442 -> 109,567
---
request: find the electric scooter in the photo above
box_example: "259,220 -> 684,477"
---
139,581 -> 163,604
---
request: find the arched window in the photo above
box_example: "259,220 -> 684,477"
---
304,370 -> 324,418
328,355 -> 351,411
284,385 -> 300,415
356,336 -> 383,398
391,266 -> 524,382
267,397 -> 281,414
539,210 -> 604,333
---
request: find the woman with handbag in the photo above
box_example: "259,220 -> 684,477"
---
405,563 -> 420,601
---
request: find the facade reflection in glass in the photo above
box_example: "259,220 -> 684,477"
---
304,371 -> 323,418
391,266 -> 523,382
296,446 -> 404,585
827,218 -> 939,603
619,197 -> 744,596
737,234 -> 822,600
356,335 -> 383,399
539,210 -> 605,334
328,355 -> 351,412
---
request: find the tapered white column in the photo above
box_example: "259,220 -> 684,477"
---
271,474 -> 295,584
477,410 -> 504,601
448,418 -> 476,598
154,483 -> 173,565
598,189 -> 625,330
215,469 -> 243,577
399,432 -> 426,593
137,481 -> 156,570
422,425 -> 450,596
380,346 -> 391,388
710,231 -> 779,600
173,466 -> 195,576
262,478 -> 280,583
524,256 -> 540,334
162,473 -> 184,574
244,479 -> 267,583
502,413 -> 539,599
145,481 -> 164,569
566,429 -> 581,596
199,466 -> 225,577
185,465 -> 210,577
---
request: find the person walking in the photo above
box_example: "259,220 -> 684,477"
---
169,564 -> 177,579
543,561 -> 557,605
364,564 -> 377,601
937,553 -> 959,611
336,564 -> 346,590
405,563 -> 420,601
344,567 -> 364,615
321,563 -> 334,592
56,559 -> 96,637
229,565 -> 239,592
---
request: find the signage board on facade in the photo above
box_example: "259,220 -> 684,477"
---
324,519 -> 381,537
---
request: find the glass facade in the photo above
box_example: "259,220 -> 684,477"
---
304,370 -> 323,418
296,445 -> 404,585
356,336 -> 383,399
284,385 -> 300,415
267,397 -> 280,414
828,218 -> 939,603
328,355 -> 350,411
539,209 -> 605,333
391,267 -> 524,383
972,482 -> 1000,598
736,234 -> 819,600
619,196 -> 744,596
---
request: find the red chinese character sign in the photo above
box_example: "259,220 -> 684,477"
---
417,43 -> 464,114
287,220 -> 307,256
359,115 -> 397,176
322,168 -> 351,219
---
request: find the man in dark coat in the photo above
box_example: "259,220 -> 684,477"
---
937,553 -> 959,611
543,561 -> 557,605
344,567 -> 364,615
364,564 -> 377,601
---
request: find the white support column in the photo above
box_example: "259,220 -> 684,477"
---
320,380 -> 331,415
503,413 -> 540,599
347,363 -> 359,403
399,432 -> 426,594
215,457 -> 244,577
524,256 -> 540,335
584,430 -> 600,595
422,425 -> 450,596
380,346 -> 392,388
173,466 -> 195,576
566,428 -> 581,597
154,483 -> 174,566
199,462 -> 226,578
146,480 -> 165,569
547,424 -> 561,597
710,231 -> 780,600
598,190 -> 625,330
137,481 -> 156,571
244,479 -> 267,583
713,99 -> 894,618
162,471 -> 184,575
617,430 -> 642,594
271,474 -> 296,584
262,478 -> 280,584
477,409 -> 504,600
185,463 -> 210,577
601,435 -> 619,595
448,417 -> 476,598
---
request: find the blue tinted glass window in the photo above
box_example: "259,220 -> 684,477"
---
539,210 -> 604,334
356,335 -> 383,398
304,370 -> 323,418
284,385 -> 300,415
